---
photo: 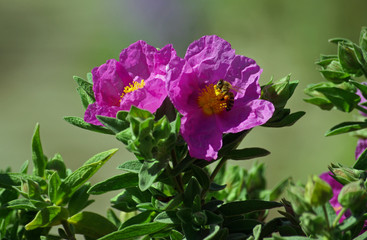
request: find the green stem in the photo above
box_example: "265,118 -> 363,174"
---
166,162 -> 184,194
210,157 -> 228,182
171,150 -> 184,192
322,204 -> 330,230
332,208 -> 347,227
356,105 -> 367,115
61,220 -> 76,240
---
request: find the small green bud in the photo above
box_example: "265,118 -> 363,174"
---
193,211 -> 207,226
287,184 -> 312,215
261,75 -> 298,109
304,175 -> 333,206
300,212 -> 326,235
338,180 -> 367,213
329,164 -> 365,185
338,42 -> 363,75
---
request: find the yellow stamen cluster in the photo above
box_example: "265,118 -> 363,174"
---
197,84 -> 227,116
119,79 -> 145,102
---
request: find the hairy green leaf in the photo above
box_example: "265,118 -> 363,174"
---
88,173 -> 139,195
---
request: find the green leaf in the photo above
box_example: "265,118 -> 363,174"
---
120,210 -> 156,229
266,177 -> 290,201
76,86 -> 95,110
303,97 -> 333,110
170,229 -> 184,240
86,72 -> 93,83
68,211 -> 117,239
325,121 -> 367,136
88,173 -> 139,195
338,42 -> 362,75
227,147 -> 270,161
0,173 -> 46,189
7,198 -> 49,210
350,80 -> 367,100
329,37 -> 353,45
316,87 -> 360,112
184,177 -> 201,208
68,183 -> 93,216
319,70 -> 351,83
46,153 -> 67,179
154,211 -> 181,224
96,115 -> 130,134
128,106 -> 154,121
32,123 -> 47,177
20,160 -> 29,174
204,210 -> 223,225
353,147 -> 367,170
191,165 -> 210,191
55,149 -> 118,205
118,160 -> 143,173
107,208 -> 121,228
73,76 -> 95,101
139,160 -> 166,191
48,171 -> 61,203
218,200 -> 282,216
354,230 -> 367,240
264,111 -> 305,128
25,206 -> 68,230
64,116 -> 114,135
98,222 -> 169,240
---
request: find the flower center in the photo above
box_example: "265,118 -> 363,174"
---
197,83 -> 229,115
119,79 -> 145,102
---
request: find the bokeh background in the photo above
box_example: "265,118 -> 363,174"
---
1,0 -> 367,216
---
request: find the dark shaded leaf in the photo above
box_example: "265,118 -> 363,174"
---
227,148 -> 270,161
68,211 -> 117,239
218,200 -> 282,216
88,173 -> 139,195
64,116 -> 114,135
325,121 -> 367,136
32,123 -> 46,178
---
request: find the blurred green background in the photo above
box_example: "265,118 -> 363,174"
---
1,0 -> 366,215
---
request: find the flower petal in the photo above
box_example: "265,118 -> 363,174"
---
92,59 -> 132,106
185,35 -> 235,83
225,55 -> 262,102
120,78 -> 167,113
119,40 -> 157,81
181,112 -> 222,160
167,56 -> 202,115
218,99 -> 274,133
84,102 -> 122,126
355,138 -> 367,159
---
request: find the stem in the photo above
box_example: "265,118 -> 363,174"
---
166,163 -> 184,194
210,157 -> 228,182
332,208 -> 347,227
61,220 -> 76,240
356,105 -> 367,115
171,150 -> 184,192
322,204 -> 330,230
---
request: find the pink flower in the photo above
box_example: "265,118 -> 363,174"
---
319,172 -> 345,221
84,40 -> 176,125
167,35 -> 274,160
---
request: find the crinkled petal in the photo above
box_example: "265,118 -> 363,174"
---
356,138 -> 367,159
181,112 -> 222,161
119,40 -> 157,81
84,102 -> 122,126
225,55 -> 262,102
92,59 -> 132,106
185,35 -> 235,83
167,56 -> 202,115
319,172 -> 344,221
218,99 -> 274,133
120,78 -> 167,113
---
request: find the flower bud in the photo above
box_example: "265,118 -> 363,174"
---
300,213 -> 326,235
338,180 -> 367,213
304,175 -> 333,206
287,184 -> 312,215
261,75 -> 298,109
329,163 -> 365,185
338,42 -> 363,76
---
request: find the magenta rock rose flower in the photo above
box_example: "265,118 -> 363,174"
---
167,35 -> 275,160
84,40 -> 176,126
